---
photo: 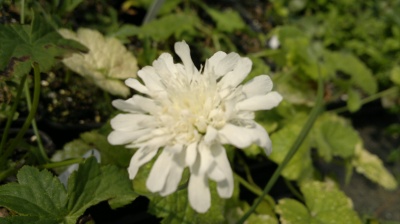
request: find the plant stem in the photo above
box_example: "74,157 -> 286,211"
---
237,73 -> 324,224
330,86 -> 398,114
0,63 -> 42,163
142,0 -> 165,24
24,80 -> 49,163
20,0 -> 25,24
0,75 -> 27,157
233,172 -> 263,197
39,158 -> 84,169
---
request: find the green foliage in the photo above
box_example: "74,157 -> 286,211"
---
269,114 -> 314,181
113,12 -> 199,42
51,130 -> 132,169
205,8 -> 246,33
276,180 -> 362,224
312,113 -> 360,161
352,143 -> 398,190
0,157 -> 137,224
0,13 -> 87,80
0,167 -> 67,223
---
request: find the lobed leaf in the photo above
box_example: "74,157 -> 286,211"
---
312,113 -> 360,161
269,114 -> 314,181
352,143 -> 398,190
276,180 -> 362,224
0,167 -> 68,223
0,13 -> 87,80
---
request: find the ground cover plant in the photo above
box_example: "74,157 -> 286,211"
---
0,0 -> 399,223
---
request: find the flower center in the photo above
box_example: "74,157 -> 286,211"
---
158,73 -> 226,143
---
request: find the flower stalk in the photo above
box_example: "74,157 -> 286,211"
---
0,63 -> 42,165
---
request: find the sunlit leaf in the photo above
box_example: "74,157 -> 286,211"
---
276,180 -> 362,224
312,113 -> 360,161
390,66 -> 400,86
347,88 -> 362,112
269,114 -> 314,181
352,143 -> 398,190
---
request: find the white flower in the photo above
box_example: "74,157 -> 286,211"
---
108,41 -> 282,213
59,28 -> 138,97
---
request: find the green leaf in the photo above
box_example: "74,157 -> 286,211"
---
324,51 -> 377,95
206,8 -> 246,32
302,181 -> 362,224
269,114 -> 314,181
390,66 -> 400,86
275,199 -> 310,224
148,181 -> 225,224
312,113 -> 360,161
80,131 -> 132,167
0,167 -> 68,223
0,158 -> 137,224
276,181 -> 362,224
0,13 -> 88,80
352,143 -> 398,190
227,200 -> 278,224
117,13 -> 199,41
65,157 -> 138,223
51,139 -> 92,173
347,88 -> 362,112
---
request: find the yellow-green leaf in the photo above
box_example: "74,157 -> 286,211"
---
352,143 -> 398,190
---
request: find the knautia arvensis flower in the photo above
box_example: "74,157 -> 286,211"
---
108,41 -> 282,213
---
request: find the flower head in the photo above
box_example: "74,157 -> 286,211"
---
108,41 -> 282,213
59,28 -> 138,97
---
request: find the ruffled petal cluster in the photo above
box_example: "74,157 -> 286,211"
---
59,28 -> 138,97
108,41 -> 282,213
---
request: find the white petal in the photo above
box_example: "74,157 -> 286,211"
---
236,91 -> 283,111
160,152 -> 185,196
252,123 -> 272,155
207,162 -> 225,182
146,150 -> 173,192
153,53 -> 178,78
112,99 -> 144,113
219,57 -> 251,89
211,144 -> 233,198
186,142 -> 198,167
242,75 -> 273,97
214,53 -> 240,77
188,173 -> 210,213
127,147 -> 158,179
132,95 -> 161,114
205,51 -> 227,78
125,78 -> 148,94
110,114 -> 155,131
218,124 -> 254,149
137,66 -> 164,92
107,129 -> 151,145
164,144 -> 183,153
204,126 -> 218,144
174,41 -> 197,75
198,141 -> 213,174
